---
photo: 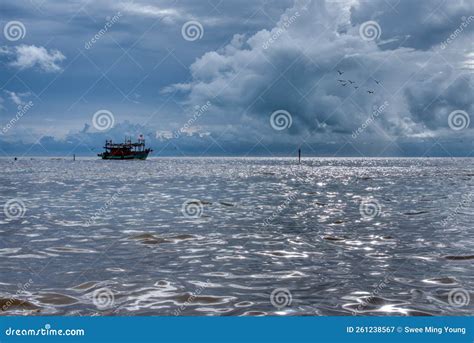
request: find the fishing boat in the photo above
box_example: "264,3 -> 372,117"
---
98,135 -> 152,160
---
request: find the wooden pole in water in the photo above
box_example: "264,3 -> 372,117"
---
298,148 -> 301,164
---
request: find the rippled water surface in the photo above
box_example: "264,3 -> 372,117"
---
1,157 -> 473,316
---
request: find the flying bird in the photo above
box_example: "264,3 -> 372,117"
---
337,70 -> 344,75
341,82 -> 348,86
348,80 -> 355,84
354,86 -> 359,89
367,90 -> 374,94
337,79 -> 346,82
374,79 -> 381,85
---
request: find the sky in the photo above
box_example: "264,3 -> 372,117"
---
0,0 -> 473,157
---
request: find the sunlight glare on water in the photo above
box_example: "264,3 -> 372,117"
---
0,157 -> 473,316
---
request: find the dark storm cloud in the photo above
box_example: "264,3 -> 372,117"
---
165,0 -> 473,151
350,0 -> 474,50
0,0 -> 472,156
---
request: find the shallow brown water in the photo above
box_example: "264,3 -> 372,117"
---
0,157 -> 473,316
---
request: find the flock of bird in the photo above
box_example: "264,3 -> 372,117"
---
336,69 -> 380,94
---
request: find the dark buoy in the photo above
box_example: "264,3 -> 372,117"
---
298,148 -> 301,164
14,157 -> 17,161
73,154 -> 75,161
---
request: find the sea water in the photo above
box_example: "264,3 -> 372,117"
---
0,157 -> 473,316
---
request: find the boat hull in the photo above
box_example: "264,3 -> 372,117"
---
99,151 -> 150,160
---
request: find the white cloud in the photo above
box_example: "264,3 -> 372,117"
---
117,1 -> 230,26
0,45 -> 66,72
118,2 -> 181,23
163,0 -> 473,145
4,90 -> 29,106
161,82 -> 192,94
